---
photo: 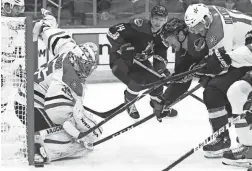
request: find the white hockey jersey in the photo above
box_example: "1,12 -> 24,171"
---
230,44 -> 252,68
206,6 -> 252,53
15,28 -> 85,113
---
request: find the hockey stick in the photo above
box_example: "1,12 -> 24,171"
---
83,104 -> 125,118
83,62 -> 205,118
133,59 -> 204,104
77,63 -> 207,139
161,113 -> 246,171
93,83 -> 203,146
83,87 -> 203,118
190,93 -> 204,103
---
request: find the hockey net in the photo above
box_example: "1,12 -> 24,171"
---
1,17 -> 35,165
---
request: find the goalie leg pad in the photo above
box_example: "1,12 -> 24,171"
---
37,126 -> 88,162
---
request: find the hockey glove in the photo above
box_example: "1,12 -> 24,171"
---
173,63 -> 197,84
198,76 -> 211,88
197,48 -> 231,76
156,68 -> 171,78
135,53 -> 151,61
118,43 -> 135,64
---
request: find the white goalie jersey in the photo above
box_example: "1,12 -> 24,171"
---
15,25 -> 102,138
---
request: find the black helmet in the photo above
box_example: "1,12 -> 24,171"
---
245,30 -> 252,45
161,18 -> 188,39
151,5 -> 168,17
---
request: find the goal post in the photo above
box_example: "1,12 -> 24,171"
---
1,16 -> 35,166
26,16 -> 35,166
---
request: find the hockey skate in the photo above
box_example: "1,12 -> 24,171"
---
203,134 -> 231,158
162,105 -> 178,117
222,145 -> 252,168
150,99 -> 178,122
126,103 -> 140,119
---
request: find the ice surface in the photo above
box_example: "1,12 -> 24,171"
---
1,81 -> 247,171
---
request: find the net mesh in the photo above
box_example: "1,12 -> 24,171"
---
1,17 -> 28,164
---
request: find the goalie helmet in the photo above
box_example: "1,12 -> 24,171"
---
161,18 -> 188,39
245,30 -> 252,45
184,3 -> 212,28
1,0 -> 25,15
69,42 -> 98,81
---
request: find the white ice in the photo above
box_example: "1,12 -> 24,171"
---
1,81 -> 248,171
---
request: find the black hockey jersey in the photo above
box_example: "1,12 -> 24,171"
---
107,18 -> 168,62
175,33 -> 209,75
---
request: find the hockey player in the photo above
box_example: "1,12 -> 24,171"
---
107,5 -> 177,120
222,31 -> 252,168
184,4 -> 252,158
160,18 -> 208,112
1,0 -> 25,17
15,9 -> 102,163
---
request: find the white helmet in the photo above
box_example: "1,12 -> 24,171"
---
69,42 -> 98,81
2,0 -> 24,8
184,3 -> 212,28
2,0 -> 25,14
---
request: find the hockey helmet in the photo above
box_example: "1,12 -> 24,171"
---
151,5 -> 168,18
161,18 -> 188,39
69,42 -> 98,81
184,3 -> 212,28
2,0 -> 25,14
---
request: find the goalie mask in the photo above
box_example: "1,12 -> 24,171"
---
1,0 -> 25,16
69,42 -> 98,81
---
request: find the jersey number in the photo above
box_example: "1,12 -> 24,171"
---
216,6 -> 233,24
34,61 -> 54,83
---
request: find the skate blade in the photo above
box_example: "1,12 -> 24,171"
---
204,148 -> 230,158
222,158 -> 252,168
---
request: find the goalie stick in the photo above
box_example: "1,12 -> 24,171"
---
93,83 -> 203,146
83,104 -> 125,119
77,63 -> 207,139
161,113 -> 247,171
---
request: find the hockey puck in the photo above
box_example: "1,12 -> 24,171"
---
35,164 -> 44,168
247,169 -> 252,171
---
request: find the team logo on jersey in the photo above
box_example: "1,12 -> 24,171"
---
134,19 -> 143,27
142,41 -> 154,56
207,35 -> 218,47
62,85 -> 73,100
194,37 -> 206,51
69,79 -> 83,96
